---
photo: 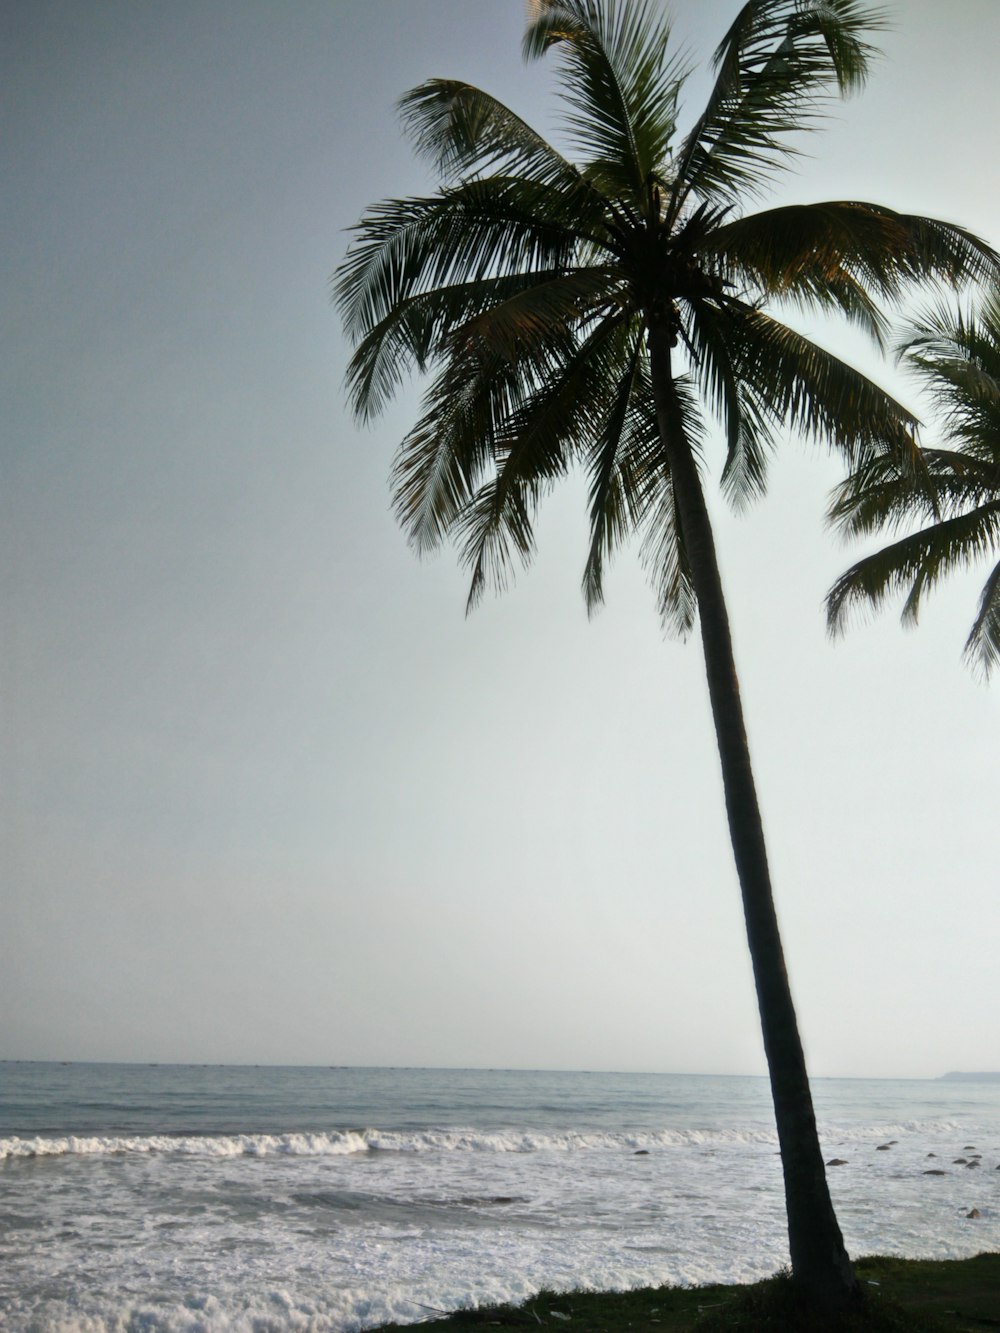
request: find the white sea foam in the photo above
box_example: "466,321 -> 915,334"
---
0,1129 -> 370,1159
0,1118 -> 964,1161
2,1068 -> 998,1333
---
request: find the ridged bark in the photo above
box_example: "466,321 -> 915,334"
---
647,320 -> 859,1311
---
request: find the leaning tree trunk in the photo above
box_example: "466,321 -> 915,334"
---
647,320 -> 859,1312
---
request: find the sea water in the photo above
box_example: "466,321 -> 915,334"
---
1,1064 -> 998,1331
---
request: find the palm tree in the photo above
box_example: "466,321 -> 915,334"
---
829,294 -> 1000,677
335,0 -> 997,1310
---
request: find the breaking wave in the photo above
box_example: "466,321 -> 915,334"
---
0,1118 -> 960,1161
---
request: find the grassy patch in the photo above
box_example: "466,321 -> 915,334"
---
854,1253 -> 1000,1329
369,1253 -> 1000,1332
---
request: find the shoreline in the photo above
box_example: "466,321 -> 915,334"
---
367,1253 -> 1000,1332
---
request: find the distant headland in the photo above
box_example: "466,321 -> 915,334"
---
938,1071 -> 1000,1081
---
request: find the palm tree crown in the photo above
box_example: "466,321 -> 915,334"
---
338,0 -> 992,628
828,295 -> 1000,676
336,0 -> 997,1310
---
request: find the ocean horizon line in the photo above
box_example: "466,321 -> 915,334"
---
0,1057 -> 957,1081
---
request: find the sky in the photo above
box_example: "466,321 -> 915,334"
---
3,0 -> 999,1080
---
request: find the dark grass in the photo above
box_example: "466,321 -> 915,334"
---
368,1253 -> 1000,1333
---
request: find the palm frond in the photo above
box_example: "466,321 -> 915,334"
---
586,360 -> 704,635
457,473 -> 541,613
829,454 -> 937,538
827,501 -> 1000,634
390,311 -> 580,554
684,300 -> 774,509
706,204 -> 999,329
345,269 -> 566,421
452,313 -> 641,608
400,79 -> 584,187
390,362 -> 506,558
454,266 -> 624,364
524,0 -> 683,210
897,300 -> 1000,457
633,372 -> 703,635
672,0 -> 885,211
335,177 -> 595,359
889,216 -> 1000,290
829,448 -> 1000,538
831,297 -> 1000,674
965,559 -> 1000,677
707,300 -> 919,470
580,325 -> 647,610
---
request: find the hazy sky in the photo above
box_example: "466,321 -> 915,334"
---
4,0 -> 999,1079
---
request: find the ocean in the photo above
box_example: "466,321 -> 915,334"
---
1,1063 -> 998,1331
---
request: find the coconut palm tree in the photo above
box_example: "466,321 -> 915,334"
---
828,295 -> 1000,677
335,0 -> 997,1310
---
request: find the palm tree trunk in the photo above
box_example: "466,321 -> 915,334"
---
647,320 -> 859,1312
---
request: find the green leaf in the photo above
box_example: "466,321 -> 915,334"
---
524,0 -> 683,212
672,0 -> 885,211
